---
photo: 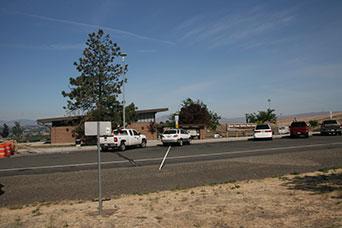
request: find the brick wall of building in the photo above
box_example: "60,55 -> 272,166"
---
51,126 -> 76,144
127,122 -> 157,140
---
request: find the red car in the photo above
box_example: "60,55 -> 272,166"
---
289,121 -> 309,138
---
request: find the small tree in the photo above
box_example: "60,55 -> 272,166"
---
12,121 -> 24,142
2,124 -> 10,138
124,102 -> 138,125
179,98 -> 221,130
246,108 -> 277,124
309,120 -> 319,128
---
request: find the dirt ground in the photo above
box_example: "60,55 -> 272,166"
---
0,169 -> 341,228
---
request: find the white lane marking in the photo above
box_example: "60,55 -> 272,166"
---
1,142 -> 341,172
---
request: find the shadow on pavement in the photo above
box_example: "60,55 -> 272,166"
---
0,183 -> 4,196
115,152 -> 139,167
284,172 -> 342,195
248,138 -> 273,141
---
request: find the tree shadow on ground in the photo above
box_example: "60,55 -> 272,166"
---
0,184 -> 4,196
283,172 -> 342,195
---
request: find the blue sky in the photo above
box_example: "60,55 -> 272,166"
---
0,0 -> 341,121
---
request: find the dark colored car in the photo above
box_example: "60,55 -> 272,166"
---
320,120 -> 342,135
289,121 -> 309,138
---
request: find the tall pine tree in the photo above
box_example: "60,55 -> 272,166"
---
62,29 -> 128,122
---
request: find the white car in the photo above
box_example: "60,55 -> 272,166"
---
254,124 -> 273,140
278,126 -> 290,135
187,129 -> 200,139
161,129 -> 191,146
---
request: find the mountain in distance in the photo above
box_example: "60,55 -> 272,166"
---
156,114 -> 172,123
157,111 -> 342,125
2,111 -> 340,127
0,119 -> 38,127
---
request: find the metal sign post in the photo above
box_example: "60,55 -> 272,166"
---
96,121 -> 102,215
84,121 -> 111,216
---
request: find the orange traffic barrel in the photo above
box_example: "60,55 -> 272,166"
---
0,144 -> 7,158
8,140 -> 16,155
4,142 -> 12,157
4,141 -> 14,156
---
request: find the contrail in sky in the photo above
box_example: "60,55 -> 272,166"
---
9,10 -> 175,46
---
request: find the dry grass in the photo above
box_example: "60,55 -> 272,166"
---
0,169 -> 341,228
277,112 -> 342,126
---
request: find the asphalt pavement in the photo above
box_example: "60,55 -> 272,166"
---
0,135 -> 341,207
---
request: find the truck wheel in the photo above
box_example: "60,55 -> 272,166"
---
178,139 -> 183,146
140,139 -> 147,148
101,146 -> 107,152
119,142 -> 126,151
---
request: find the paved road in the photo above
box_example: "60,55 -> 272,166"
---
0,135 -> 341,206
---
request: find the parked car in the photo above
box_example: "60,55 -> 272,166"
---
289,121 -> 309,138
99,128 -> 147,151
278,126 -> 290,135
253,124 -> 273,140
320,119 -> 342,135
161,129 -> 191,146
187,129 -> 200,139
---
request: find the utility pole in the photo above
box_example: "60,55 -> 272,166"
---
120,52 -> 127,128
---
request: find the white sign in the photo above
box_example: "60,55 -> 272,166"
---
84,121 -> 112,136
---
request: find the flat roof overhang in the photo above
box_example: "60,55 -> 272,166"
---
37,108 -> 169,124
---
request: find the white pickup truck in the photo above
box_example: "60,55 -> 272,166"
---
99,128 -> 147,151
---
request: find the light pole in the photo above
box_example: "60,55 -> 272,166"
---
267,98 -> 271,110
120,52 -> 127,128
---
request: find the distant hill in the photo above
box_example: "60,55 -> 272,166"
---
277,111 -> 342,126
158,111 -> 342,125
156,114 -> 172,123
0,119 -> 38,127
220,117 -> 246,124
157,114 -> 247,124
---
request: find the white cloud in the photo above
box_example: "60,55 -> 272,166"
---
175,5 -> 298,49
